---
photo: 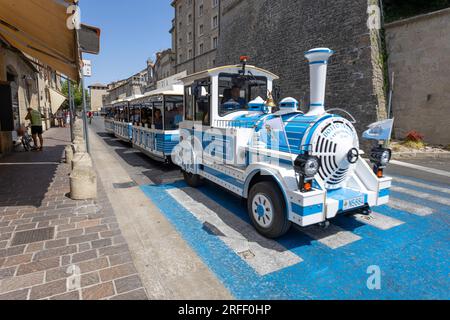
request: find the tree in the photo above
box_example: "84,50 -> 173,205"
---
61,80 -> 90,111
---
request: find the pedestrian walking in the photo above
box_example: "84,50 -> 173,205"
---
88,111 -> 93,125
25,107 -> 45,151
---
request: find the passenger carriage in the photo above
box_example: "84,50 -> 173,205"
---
111,97 -> 139,143
129,86 -> 184,162
173,49 -> 394,238
104,105 -> 115,134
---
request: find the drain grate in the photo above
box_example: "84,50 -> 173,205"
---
113,181 -> 138,189
11,227 -> 55,246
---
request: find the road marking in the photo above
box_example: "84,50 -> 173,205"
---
390,160 -> 450,178
0,162 -> 60,165
391,186 -> 450,206
392,177 -> 450,195
167,187 -> 302,276
388,197 -> 434,216
352,212 -> 404,230
299,224 -> 361,249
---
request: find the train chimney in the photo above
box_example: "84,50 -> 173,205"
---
305,48 -> 334,116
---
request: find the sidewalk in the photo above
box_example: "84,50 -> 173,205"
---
0,128 -> 148,300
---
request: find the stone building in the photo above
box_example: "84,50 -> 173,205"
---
0,38 -> 64,155
385,7 -> 450,145
103,69 -> 148,106
216,0 -> 388,141
88,83 -> 108,112
171,0 -> 221,74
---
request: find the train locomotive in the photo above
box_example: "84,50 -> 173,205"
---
173,48 -> 393,238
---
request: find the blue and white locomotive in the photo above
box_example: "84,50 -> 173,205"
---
129,86 -> 184,162
173,48 -> 393,238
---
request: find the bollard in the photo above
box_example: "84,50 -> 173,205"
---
70,165 -> 97,200
71,152 -> 92,171
73,141 -> 87,154
65,145 -> 74,164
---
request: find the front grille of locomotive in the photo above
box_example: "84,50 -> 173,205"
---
308,118 -> 359,190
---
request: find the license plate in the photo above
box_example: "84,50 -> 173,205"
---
343,196 -> 365,211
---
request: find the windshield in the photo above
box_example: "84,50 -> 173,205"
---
218,73 -> 268,116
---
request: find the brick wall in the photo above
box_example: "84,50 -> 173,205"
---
217,0 -> 387,141
385,8 -> 450,145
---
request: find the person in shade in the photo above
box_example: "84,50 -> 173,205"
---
25,107 -> 45,151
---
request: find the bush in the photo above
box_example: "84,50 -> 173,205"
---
405,131 -> 424,142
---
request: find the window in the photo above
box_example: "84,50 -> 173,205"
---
212,36 -> 218,49
217,73 -> 268,116
178,5 -> 182,14
188,49 -> 193,59
194,80 -> 211,126
212,0 -> 219,8
140,102 -> 153,128
179,54 -> 183,63
188,13 -> 192,25
199,4 -> 204,17
153,101 -> 163,130
199,43 -> 204,54
184,86 -> 194,121
212,15 -> 218,29
165,96 -> 184,130
199,24 -> 204,35
188,32 -> 192,42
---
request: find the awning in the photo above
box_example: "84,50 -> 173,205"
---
0,0 -> 81,82
48,87 -> 67,114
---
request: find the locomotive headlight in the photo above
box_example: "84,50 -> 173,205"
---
370,147 -> 392,168
294,155 -> 320,178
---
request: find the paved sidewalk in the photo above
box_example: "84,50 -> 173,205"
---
0,128 -> 148,300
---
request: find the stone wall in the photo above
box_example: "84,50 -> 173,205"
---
217,0 -> 387,140
385,8 -> 450,145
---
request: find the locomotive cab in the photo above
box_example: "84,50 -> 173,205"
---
174,49 -> 393,239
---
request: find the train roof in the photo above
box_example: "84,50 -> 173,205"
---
180,65 -> 279,84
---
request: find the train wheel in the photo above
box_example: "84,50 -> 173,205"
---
248,181 -> 291,239
183,171 -> 204,188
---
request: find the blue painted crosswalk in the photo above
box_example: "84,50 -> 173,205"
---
141,174 -> 450,300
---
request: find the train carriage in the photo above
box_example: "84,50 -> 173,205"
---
130,85 -> 184,162
104,104 -> 115,134
173,48 -> 394,239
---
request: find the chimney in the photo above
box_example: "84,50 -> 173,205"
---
304,48 -> 334,116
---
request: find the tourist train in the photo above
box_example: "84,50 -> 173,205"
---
104,86 -> 184,162
105,48 -> 393,238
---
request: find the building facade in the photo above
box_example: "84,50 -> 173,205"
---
385,8 -> 450,145
0,38 -> 63,156
171,0 -> 221,74
216,0 -> 388,143
88,83 -> 108,112
103,69 -> 148,106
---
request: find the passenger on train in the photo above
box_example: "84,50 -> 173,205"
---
154,109 -> 163,130
222,85 -> 247,112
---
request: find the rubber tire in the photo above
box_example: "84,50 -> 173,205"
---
247,181 -> 291,239
183,171 -> 204,188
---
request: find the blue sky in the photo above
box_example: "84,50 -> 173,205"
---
80,0 -> 173,87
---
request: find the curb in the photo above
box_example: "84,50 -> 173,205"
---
392,152 -> 450,160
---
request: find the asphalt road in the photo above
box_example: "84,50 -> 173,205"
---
89,117 -> 450,300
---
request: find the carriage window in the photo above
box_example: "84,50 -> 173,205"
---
184,86 -> 194,121
218,73 -> 268,116
140,103 -> 153,128
130,107 -> 141,125
195,84 -> 211,126
165,96 -> 184,131
153,101 -> 163,130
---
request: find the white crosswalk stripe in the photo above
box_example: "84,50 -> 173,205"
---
392,177 -> 450,195
388,197 -> 434,216
391,186 -> 450,206
352,212 -> 404,230
298,224 -> 361,249
168,187 -> 302,276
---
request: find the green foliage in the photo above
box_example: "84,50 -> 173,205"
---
61,80 -> 90,111
384,0 -> 450,23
